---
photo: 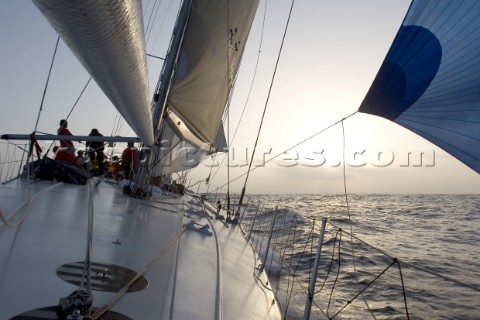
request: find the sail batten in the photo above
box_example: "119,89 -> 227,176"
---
33,0 -> 155,146
359,0 -> 480,174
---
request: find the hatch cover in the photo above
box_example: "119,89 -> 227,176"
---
10,306 -> 132,319
56,261 -> 148,292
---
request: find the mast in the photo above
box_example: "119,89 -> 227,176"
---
135,0 -> 260,195
134,0 -> 194,195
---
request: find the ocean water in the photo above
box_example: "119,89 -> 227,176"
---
237,194 -> 480,320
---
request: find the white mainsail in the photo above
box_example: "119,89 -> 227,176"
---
33,0 -> 155,146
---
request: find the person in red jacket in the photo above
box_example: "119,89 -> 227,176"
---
53,146 -> 76,164
57,119 -> 74,154
121,142 -> 139,180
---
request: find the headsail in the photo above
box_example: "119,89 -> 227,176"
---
154,122 -> 227,176
156,123 -> 205,175
359,0 -> 480,173
165,0 -> 260,152
33,0 -> 155,146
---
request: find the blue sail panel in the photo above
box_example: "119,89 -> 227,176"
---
359,0 -> 480,173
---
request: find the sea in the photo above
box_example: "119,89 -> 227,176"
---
236,194 -> 480,320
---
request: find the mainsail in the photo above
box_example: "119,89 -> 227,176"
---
359,0 -> 480,174
33,0 -> 155,146
165,0 -> 260,152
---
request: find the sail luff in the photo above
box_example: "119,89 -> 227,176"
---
358,0 -> 480,174
33,0 -> 155,146
134,0 -> 194,188
150,0 -> 194,135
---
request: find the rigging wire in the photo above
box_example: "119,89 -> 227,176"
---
7,145 -> 19,181
0,142 -> 7,182
204,111 -> 231,187
229,0 -> 269,147
145,0 -> 178,54
144,0 -> 162,43
33,36 -> 60,133
327,220 -> 480,293
111,112 -> 122,137
6,37 -> 61,233
204,153 -> 220,184
42,76 -> 93,156
329,260 -> 398,320
237,0 -> 296,207
226,0 -> 233,211
146,53 -> 165,60
397,260 -> 411,319
107,112 -> 123,157
326,229 -> 342,318
217,112 -> 357,191
150,139 -> 182,168
0,36 -> 67,231
207,152 -> 228,184
240,194 -> 477,319
0,142 -> 17,183
65,77 -> 92,120
314,229 -> 341,295
241,201 -> 409,319
341,119 -> 377,318
282,216 -> 298,316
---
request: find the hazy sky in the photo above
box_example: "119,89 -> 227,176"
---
1,0 -> 479,194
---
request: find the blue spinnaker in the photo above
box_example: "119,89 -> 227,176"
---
359,0 -> 480,174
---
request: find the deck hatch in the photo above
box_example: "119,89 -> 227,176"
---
56,261 -> 148,292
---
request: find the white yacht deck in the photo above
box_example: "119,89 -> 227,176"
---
0,179 -> 281,319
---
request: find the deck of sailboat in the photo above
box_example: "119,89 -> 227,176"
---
0,178 -> 281,320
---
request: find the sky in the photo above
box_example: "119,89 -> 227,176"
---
1,0 -> 479,194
